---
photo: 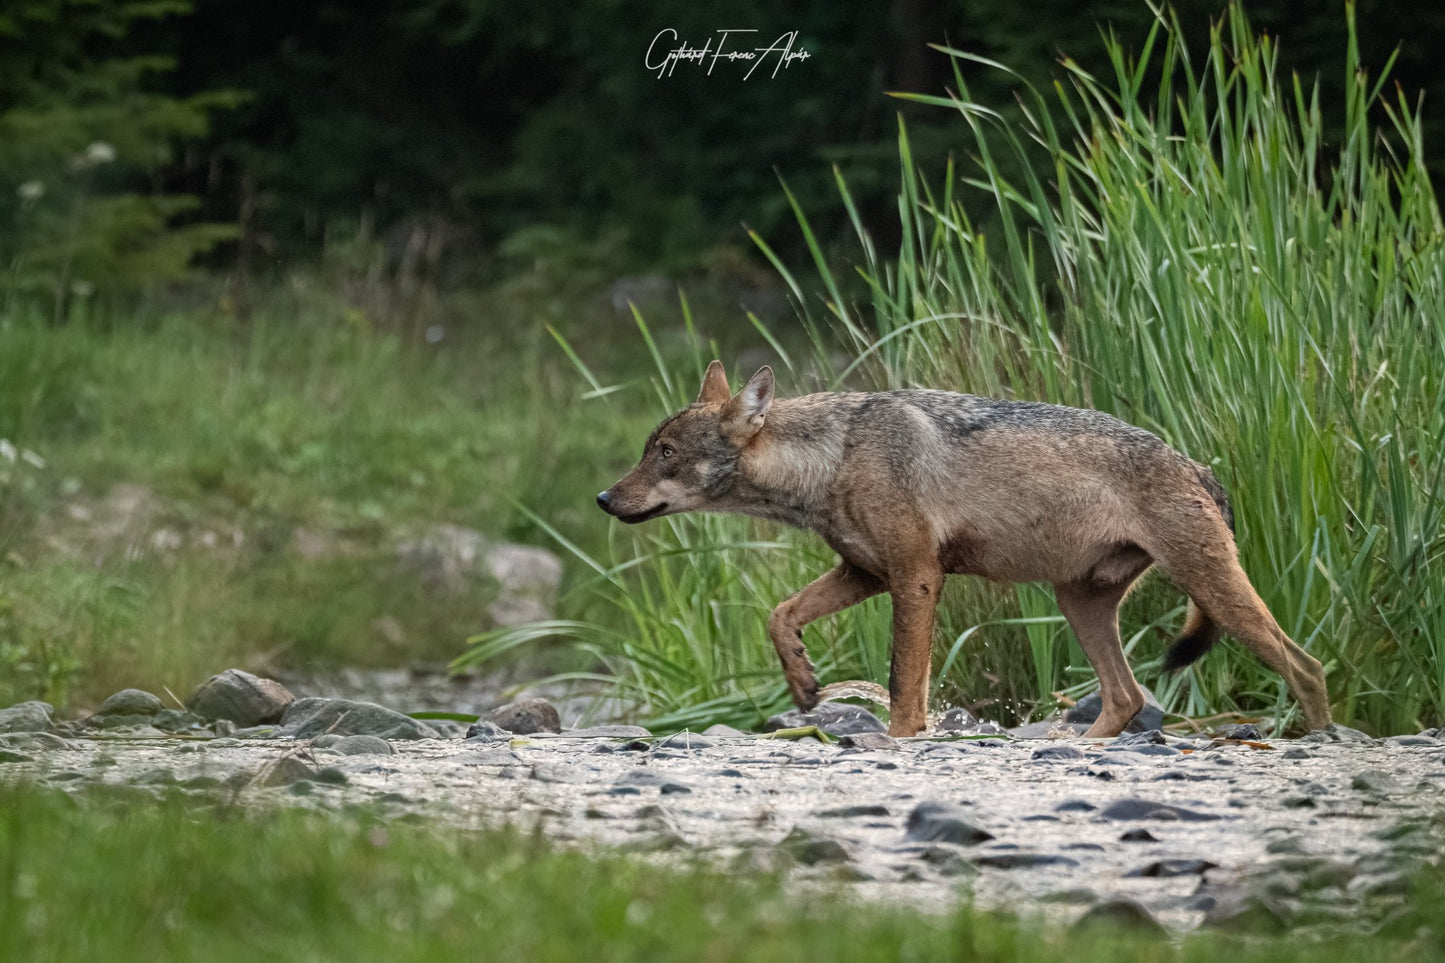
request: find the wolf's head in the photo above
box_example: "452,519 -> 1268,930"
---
597,361 -> 773,523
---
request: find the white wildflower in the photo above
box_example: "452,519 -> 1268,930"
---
84,141 -> 117,165
0,439 -> 45,469
16,180 -> 44,203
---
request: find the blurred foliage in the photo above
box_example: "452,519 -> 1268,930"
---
0,0 -> 241,316
5,2 -> 1445,297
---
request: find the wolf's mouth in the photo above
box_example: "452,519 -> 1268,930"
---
618,503 -> 668,524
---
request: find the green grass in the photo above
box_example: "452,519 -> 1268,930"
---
0,287 -> 668,708
463,4 -> 1445,735
1,784 -> 1441,962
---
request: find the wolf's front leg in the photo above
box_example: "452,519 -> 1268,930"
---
886,565 -> 945,736
768,564 -> 884,711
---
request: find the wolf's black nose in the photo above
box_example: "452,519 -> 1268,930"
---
596,490 -> 612,511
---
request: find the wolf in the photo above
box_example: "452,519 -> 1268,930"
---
596,360 -> 1330,738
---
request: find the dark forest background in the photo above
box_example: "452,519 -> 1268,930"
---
4,0 -> 1444,305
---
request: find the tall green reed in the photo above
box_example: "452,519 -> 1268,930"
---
800,2 -> 1443,731
462,3 -> 1444,733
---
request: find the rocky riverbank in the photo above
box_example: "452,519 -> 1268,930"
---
2,674 -> 1442,936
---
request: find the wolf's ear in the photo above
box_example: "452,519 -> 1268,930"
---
696,360 -> 730,405
722,366 -> 774,441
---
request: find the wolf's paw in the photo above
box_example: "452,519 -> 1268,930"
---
787,674 -> 820,711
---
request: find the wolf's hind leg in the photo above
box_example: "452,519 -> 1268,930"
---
1150,503 -> 1331,732
1054,577 -> 1147,738
1168,558 -> 1330,732
768,564 -> 884,711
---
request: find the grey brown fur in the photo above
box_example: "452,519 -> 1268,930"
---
597,361 -> 1330,738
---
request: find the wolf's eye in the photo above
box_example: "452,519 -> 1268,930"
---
659,445 -> 675,459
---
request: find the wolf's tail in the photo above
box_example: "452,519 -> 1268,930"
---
1161,601 -> 1224,670
1161,466 -> 1235,672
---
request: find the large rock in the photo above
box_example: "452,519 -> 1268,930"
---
1063,686 -> 1165,733
0,701 -> 54,733
187,669 -> 295,726
764,703 -> 886,736
396,524 -> 486,593
280,698 -> 439,740
395,527 -> 561,625
488,698 -> 562,735
483,544 -> 563,627
98,688 -> 164,717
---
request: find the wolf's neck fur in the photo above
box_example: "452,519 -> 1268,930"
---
723,394 -> 849,529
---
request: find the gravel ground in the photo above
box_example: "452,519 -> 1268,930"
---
4,713 -> 1443,935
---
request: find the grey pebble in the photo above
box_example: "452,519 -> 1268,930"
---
318,734 -> 394,756
1030,744 -> 1086,762
781,827 -> 852,865
464,720 -> 510,742
1099,798 -> 1221,822
975,853 -> 1079,869
1303,723 -> 1373,743
837,732 -> 900,751
1201,892 -> 1292,933
1351,770 -> 1401,794
815,804 -> 890,818
259,755 -> 315,787
566,725 -> 653,739
454,748 -> 523,766
1042,888 -> 1098,904
1105,743 -> 1181,757
1384,734 -> 1439,748
488,698 -> 562,735
1073,899 -> 1168,936
904,802 -> 994,845
656,732 -> 715,750
1124,858 -> 1217,877
1054,799 -> 1097,813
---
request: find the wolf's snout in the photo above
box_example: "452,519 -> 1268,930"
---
596,490 -> 614,513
